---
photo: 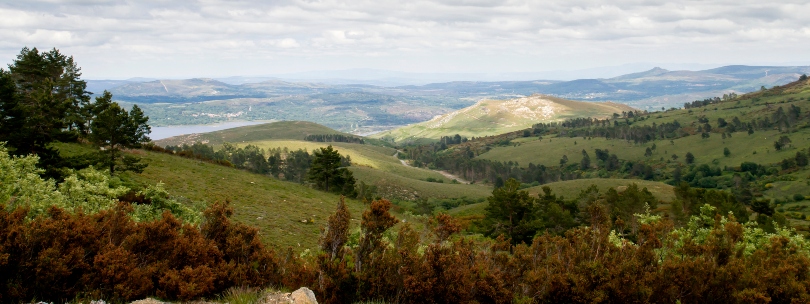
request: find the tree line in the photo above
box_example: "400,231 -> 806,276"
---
0,47 -> 150,177
305,134 -> 365,144
157,142 -> 357,197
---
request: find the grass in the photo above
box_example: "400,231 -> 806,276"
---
55,142 -> 365,251
154,120 -> 357,147
476,128 -> 810,169
350,166 -> 492,200
234,140 -> 454,183
446,178 -> 674,218
446,202 -> 488,217
372,95 -> 634,142
55,138 -> 491,250
524,178 -> 676,202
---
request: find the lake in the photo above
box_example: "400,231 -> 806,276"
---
149,121 -> 274,140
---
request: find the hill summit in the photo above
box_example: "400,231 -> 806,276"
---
154,121 -> 352,146
372,94 -> 634,142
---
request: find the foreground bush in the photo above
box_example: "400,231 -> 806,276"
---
0,201 -> 279,302
3,195 -> 810,303
295,201 -> 810,303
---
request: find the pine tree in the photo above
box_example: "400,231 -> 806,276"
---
482,178 -> 537,244
580,149 -> 591,170
308,145 -> 356,196
89,91 -> 151,175
0,47 -> 90,171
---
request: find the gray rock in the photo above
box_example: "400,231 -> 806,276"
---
290,287 -> 318,304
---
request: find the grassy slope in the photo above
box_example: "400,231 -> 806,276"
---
524,178 -> 676,202
447,178 -> 675,218
350,166 -> 492,200
152,117 -> 490,201
471,79 -> 810,220
372,95 -> 635,142
55,143 -> 365,251
154,121 -> 357,147
477,80 -> 810,169
236,140 -> 492,199
477,128 -> 803,169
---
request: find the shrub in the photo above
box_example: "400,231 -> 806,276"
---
0,201 -> 280,302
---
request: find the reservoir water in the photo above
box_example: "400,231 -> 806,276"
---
149,121 -> 273,140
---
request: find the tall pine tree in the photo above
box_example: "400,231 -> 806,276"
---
89,91 -> 151,175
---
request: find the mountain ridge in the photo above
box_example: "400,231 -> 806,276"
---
372,94 -> 635,142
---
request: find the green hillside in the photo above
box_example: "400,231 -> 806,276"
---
475,79 -> 810,170
154,120 -> 358,146
232,139 -> 492,199
55,143 -> 365,251
524,178 -> 676,202
350,166 -> 492,200
372,94 -> 635,143
404,77 -> 810,226
477,128 -> 807,169
447,179 -> 674,218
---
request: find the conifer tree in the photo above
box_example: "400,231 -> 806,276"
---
308,145 -> 356,196
0,47 -> 90,172
89,91 -> 150,175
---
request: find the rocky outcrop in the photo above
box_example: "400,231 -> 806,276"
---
260,287 -> 318,304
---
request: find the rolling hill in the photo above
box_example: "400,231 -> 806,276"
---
427,77 -> 810,225
372,94 -> 635,142
153,120 -> 358,147
153,120 -> 493,202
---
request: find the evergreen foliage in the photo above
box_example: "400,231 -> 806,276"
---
89,91 -> 151,175
308,145 -> 357,197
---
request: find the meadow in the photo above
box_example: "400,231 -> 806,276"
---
55,142 -> 365,250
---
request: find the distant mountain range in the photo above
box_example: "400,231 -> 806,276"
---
88,65 -> 809,132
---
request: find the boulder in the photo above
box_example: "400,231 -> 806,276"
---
259,287 -> 318,304
290,287 -> 318,304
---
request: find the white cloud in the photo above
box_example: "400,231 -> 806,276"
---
1,0 -> 808,78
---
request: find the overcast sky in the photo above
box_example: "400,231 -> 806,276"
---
1,0 -> 809,79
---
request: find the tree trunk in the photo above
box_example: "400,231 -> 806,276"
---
109,148 -> 116,176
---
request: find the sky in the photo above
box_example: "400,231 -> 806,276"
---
1,0 -> 809,80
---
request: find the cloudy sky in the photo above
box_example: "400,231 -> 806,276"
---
1,0 -> 809,79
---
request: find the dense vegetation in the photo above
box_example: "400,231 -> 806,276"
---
5,171 -> 810,303
0,47 -> 150,178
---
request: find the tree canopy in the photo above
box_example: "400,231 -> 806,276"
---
0,47 -> 150,177
308,145 -> 357,197
0,48 -> 91,172
89,91 -> 150,175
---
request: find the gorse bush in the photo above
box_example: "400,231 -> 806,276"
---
0,144 -> 199,223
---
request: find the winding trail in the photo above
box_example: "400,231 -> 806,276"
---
394,151 -> 470,184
